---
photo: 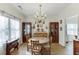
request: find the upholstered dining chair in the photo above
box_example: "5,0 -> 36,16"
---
31,40 -> 42,55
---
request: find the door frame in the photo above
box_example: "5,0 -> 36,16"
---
49,22 -> 59,43
22,22 -> 32,43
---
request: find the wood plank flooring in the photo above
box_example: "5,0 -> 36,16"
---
51,42 -> 73,55
11,42 -> 73,55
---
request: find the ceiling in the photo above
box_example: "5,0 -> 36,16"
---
12,3 -> 70,19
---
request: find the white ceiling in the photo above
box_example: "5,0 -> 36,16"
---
12,3 -> 70,19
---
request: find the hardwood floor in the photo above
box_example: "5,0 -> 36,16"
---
11,42 -> 73,55
11,43 -> 31,55
51,42 -> 73,55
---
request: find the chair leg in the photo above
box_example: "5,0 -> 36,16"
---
32,52 -> 34,55
27,47 -> 29,51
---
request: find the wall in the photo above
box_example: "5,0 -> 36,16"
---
25,3 -> 79,47
24,17 -> 58,33
56,3 -> 79,46
0,3 -> 25,55
0,4 -> 25,18
25,18 -> 58,42
58,18 -> 66,47
66,15 -> 78,42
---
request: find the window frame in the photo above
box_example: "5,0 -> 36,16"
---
0,13 -> 20,43
67,24 -> 78,35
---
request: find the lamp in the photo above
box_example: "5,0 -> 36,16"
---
33,4 -> 47,32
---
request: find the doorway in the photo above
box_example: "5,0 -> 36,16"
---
22,22 -> 32,43
49,22 -> 59,43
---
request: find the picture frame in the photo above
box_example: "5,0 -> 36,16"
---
60,20 -> 62,24
60,27 -> 62,31
41,29 -> 43,32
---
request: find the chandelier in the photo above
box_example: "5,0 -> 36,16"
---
33,4 -> 47,32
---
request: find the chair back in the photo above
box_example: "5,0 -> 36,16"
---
31,40 -> 39,50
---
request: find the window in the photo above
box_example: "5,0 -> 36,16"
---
0,14 -> 20,44
67,24 -> 78,35
25,24 -> 30,34
0,15 -> 9,44
11,19 -> 20,40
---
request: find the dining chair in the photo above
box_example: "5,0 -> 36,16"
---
31,40 -> 42,55
42,37 -> 51,55
42,42 -> 51,55
27,39 -> 31,51
26,34 -> 32,51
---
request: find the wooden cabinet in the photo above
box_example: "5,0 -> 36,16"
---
73,40 -> 79,55
6,39 -> 19,55
49,22 -> 59,43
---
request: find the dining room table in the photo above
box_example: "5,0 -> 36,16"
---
28,37 -> 50,54
28,37 -> 49,44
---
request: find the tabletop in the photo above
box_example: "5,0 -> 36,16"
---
29,37 -> 49,44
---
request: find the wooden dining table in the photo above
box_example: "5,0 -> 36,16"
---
29,37 -> 49,44
28,37 -> 50,54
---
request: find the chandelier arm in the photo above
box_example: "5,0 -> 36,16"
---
33,4 -> 47,32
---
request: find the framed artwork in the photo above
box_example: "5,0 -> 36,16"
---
46,26 -> 48,29
38,20 -> 42,23
41,29 -> 44,32
33,25 -> 35,29
37,28 -> 40,32
60,20 -> 62,24
43,21 -> 45,24
37,24 -> 39,27
60,27 -> 62,31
